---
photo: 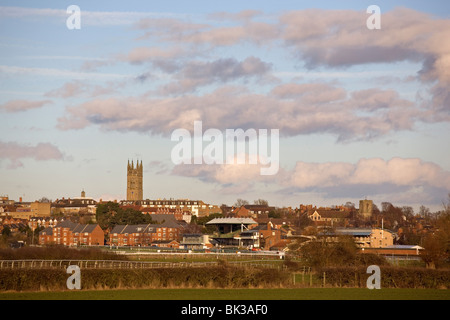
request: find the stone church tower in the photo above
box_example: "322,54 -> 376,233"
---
127,160 -> 143,201
359,199 -> 373,220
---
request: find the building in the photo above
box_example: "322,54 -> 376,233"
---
361,245 -> 424,260
30,201 -> 51,217
28,216 -> 65,230
319,227 -> 395,248
0,216 -> 27,234
52,191 -> 97,215
235,222 -> 283,250
120,199 -> 220,217
227,204 -> 275,219
141,206 -> 192,223
127,160 -> 143,201
308,209 -> 350,226
0,196 -> 15,206
206,217 -> 258,247
359,199 -> 373,220
39,220 -> 104,246
109,217 -> 182,247
180,234 -> 213,250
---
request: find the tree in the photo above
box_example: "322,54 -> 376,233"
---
419,205 -> 431,219
95,201 -> 155,230
234,199 -> 249,207
299,236 -> 359,268
1,226 -> 11,237
253,199 -> 268,206
420,210 -> 450,269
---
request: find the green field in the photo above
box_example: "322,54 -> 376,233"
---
0,288 -> 448,300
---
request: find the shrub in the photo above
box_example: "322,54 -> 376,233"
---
0,265 -> 290,292
318,266 -> 450,289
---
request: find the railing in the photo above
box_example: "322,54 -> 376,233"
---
0,259 -> 309,271
0,260 -> 217,270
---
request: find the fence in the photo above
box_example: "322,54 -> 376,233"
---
0,259 -> 309,271
0,260 -> 216,270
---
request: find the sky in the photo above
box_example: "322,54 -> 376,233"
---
0,1 -> 449,212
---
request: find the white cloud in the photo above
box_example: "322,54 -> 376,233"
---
0,141 -> 68,169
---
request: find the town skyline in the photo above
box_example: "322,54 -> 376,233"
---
1,1 -> 449,213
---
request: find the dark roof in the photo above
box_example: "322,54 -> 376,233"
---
54,220 -> 100,233
110,221 -> 181,234
39,227 -> 53,235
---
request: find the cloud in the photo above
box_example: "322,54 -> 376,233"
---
0,141 -> 67,169
171,156 -> 450,204
45,82 -> 88,98
0,65 -> 128,80
288,158 -> 450,190
57,81 -> 422,142
119,46 -> 186,65
157,56 -> 273,95
171,154 -> 282,193
0,6 -> 171,26
0,99 -> 52,112
130,7 -> 449,116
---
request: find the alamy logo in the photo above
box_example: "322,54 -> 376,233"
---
66,5 -> 81,30
171,121 -> 279,175
66,265 -> 81,290
366,5 -> 381,30
366,265 -> 381,289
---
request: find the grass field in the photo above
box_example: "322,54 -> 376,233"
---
0,288 -> 448,300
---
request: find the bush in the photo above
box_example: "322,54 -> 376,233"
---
0,246 -> 127,261
0,265 -> 291,292
318,266 -> 450,289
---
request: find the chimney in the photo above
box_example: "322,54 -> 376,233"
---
19,197 -> 22,202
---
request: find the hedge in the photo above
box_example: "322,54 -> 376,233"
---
317,266 -> 450,289
0,266 -> 290,292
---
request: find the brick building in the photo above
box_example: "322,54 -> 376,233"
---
109,218 -> 182,247
39,220 -> 104,246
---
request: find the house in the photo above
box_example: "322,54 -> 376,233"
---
39,220 -> 104,246
152,240 -> 180,249
229,205 -> 275,218
308,209 -> 350,226
52,191 -> 97,215
141,206 -> 192,223
28,216 -> 65,230
120,199 -> 220,217
0,216 -> 28,234
109,218 -> 183,247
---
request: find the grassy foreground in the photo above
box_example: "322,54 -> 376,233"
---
0,288 -> 449,300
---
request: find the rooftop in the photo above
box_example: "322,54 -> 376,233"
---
206,217 -> 257,225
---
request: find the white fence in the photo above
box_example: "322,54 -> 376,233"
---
0,259 -> 303,270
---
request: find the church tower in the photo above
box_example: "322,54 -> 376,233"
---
359,199 -> 373,220
127,160 -> 143,201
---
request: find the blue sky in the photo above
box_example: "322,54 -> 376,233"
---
1,1 -> 449,212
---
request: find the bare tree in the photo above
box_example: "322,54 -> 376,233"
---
253,199 -> 268,206
234,198 -> 249,207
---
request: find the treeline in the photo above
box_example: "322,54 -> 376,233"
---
317,266 -> 450,289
